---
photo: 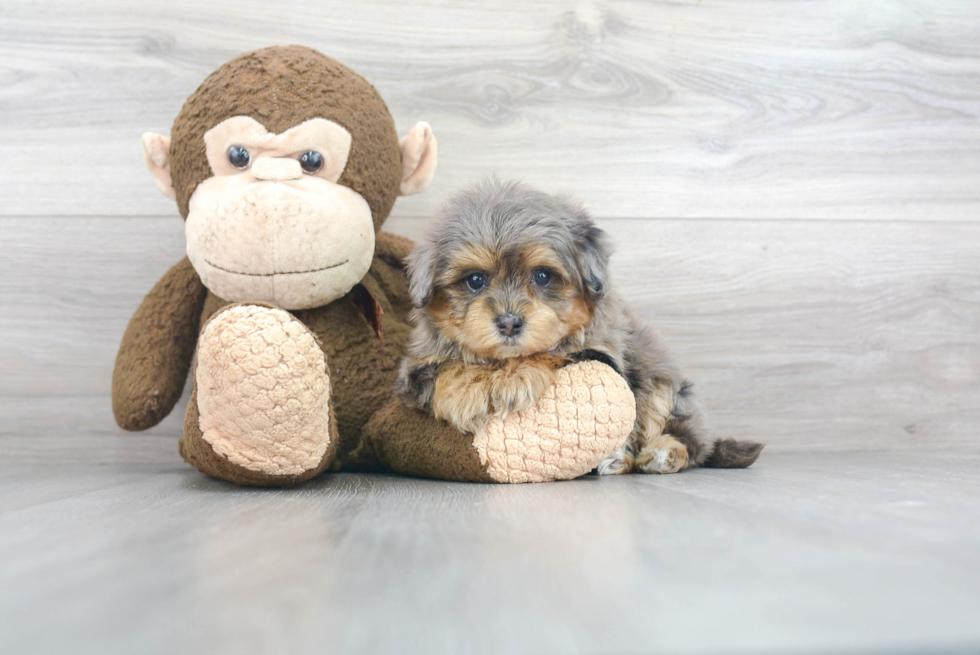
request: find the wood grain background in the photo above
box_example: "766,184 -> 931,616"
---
1,0 -> 978,453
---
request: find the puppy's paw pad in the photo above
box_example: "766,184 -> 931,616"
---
196,305 -> 332,476
636,435 -> 689,474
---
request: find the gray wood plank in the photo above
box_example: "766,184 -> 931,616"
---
1,1 -> 979,220
2,215 -> 977,450
1,451 -> 979,654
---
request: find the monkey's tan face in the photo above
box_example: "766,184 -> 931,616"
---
185,116 -> 375,310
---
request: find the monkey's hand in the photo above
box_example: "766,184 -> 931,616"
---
112,257 -> 208,431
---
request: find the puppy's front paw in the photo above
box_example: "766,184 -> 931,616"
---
635,434 -> 690,474
431,365 -> 493,434
490,355 -> 562,416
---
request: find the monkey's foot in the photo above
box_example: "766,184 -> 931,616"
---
473,361 -> 636,483
188,304 -> 335,483
635,434 -> 690,474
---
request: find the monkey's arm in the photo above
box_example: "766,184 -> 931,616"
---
374,230 -> 415,269
358,397 -> 497,482
112,257 -> 208,431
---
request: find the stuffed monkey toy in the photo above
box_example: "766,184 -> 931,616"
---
112,46 -> 635,486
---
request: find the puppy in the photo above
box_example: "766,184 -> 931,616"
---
397,178 -> 763,474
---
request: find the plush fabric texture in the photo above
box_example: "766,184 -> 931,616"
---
169,45 -> 402,230
112,257 -> 207,431
196,305 -> 333,476
473,361 -> 636,483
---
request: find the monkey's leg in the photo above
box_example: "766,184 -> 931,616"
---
179,304 -> 337,486
359,361 -> 636,484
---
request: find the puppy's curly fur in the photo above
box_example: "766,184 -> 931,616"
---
397,178 -> 763,473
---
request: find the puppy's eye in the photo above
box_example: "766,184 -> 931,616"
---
299,150 -> 324,174
465,272 -> 488,292
531,268 -> 552,287
227,146 -> 251,170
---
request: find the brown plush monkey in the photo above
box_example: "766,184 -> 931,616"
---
113,46 -> 634,486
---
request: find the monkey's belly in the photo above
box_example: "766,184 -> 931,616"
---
295,299 -> 409,459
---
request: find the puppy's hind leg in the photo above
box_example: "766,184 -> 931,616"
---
632,380 -> 764,472
632,380 -> 697,474
635,434 -> 689,474
596,439 -> 635,475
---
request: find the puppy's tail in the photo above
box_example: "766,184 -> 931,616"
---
701,438 -> 764,469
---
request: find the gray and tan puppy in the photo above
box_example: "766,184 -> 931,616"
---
397,178 -> 763,474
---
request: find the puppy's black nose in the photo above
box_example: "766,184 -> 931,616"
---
496,313 -> 524,337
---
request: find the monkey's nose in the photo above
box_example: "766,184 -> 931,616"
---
496,313 -> 524,337
250,157 -> 303,182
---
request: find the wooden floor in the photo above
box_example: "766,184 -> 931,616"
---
1,445 -> 979,654
2,1 -> 979,653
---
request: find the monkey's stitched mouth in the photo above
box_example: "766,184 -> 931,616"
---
204,258 -> 349,277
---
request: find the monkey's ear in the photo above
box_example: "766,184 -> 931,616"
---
398,122 -> 437,196
141,133 -> 176,200
405,240 -> 438,308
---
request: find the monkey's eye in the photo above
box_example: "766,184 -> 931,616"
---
465,272 -> 488,292
299,151 -> 324,174
531,268 -> 553,287
227,146 -> 251,170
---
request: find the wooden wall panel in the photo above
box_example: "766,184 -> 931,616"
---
0,0 -> 978,220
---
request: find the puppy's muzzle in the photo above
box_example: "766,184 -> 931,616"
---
496,313 -> 524,337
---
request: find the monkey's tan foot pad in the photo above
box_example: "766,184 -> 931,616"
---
473,361 -> 636,483
196,305 -> 332,476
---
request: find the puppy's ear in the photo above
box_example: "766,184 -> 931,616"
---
406,240 -> 439,308
574,221 -> 612,298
